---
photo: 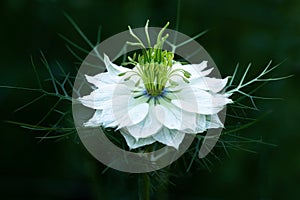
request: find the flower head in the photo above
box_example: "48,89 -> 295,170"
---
79,22 -> 232,149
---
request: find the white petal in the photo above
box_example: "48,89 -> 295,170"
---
78,89 -> 110,110
186,114 -> 207,134
100,107 -> 118,127
85,73 -> 121,86
83,54 -> 130,86
85,54 -> 130,85
120,129 -> 156,149
83,110 -> 102,127
88,72 -> 119,84
171,86 -> 232,115
126,106 -> 162,139
78,83 -> 128,110
153,127 -> 185,149
190,76 -> 229,93
85,73 -> 106,87
104,54 -> 130,77
155,104 -> 180,130
206,114 -> 224,129
116,103 -> 149,128
155,101 -> 197,132
111,90 -> 149,128
173,61 -> 213,79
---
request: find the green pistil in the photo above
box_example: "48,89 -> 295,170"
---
120,20 -> 192,99
138,62 -> 169,97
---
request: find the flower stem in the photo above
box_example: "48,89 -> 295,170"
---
138,173 -> 151,200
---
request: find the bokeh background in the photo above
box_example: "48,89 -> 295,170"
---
1,0 -> 299,199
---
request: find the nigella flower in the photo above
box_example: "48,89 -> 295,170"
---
78,22 -> 232,150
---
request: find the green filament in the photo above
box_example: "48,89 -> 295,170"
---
120,21 -> 191,97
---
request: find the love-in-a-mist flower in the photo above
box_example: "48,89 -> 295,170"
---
79,22 -> 232,149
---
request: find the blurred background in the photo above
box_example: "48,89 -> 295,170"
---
0,0 -> 299,199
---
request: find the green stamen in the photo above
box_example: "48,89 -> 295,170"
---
121,20 -> 191,98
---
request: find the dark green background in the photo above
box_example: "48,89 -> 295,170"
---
1,0 -> 299,199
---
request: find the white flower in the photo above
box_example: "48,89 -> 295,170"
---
78,21 -> 232,150
78,54 -> 232,150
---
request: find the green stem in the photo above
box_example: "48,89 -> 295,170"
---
138,173 -> 151,200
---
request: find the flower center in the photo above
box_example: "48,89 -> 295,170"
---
121,49 -> 191,98
119,20 -> 192,102
136,49 -> 173,97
